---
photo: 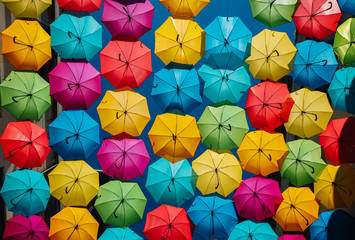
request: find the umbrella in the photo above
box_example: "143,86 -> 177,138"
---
204,16 -> 252,60
148,113 -> 201,163
112,0 -> 145,5
99,228 -> 142,240
3,215 -> 49,240
1,20 -> 51,71
100,40 -> 152,88
292,40 -> 338,89
1,0 -> 51,18
293,0 -> 341,40
146,158 -> 196,207
102,0 -> 154,39
0,71 -> 51,121
333,18 -> 355,66
245,81 -> 294,130
151,67 -> 203,114
0,121 -> 50,169
192,150 -> 242,197
97,88 -> 151,136
337,0 -> 355,14
245,29 -> 297,81
237,130 -> 289,176
228,220 -> 278,240
281,139 -> 327,187
160,0 -> 209,17
48,160 -> 99,207
49,61 -> 101,110
279,235 -> 306,240
48,110 -> 100,160
187,196 -> 238,240
232,176 -> 283,221
57,0 -> 101,12
50,13 -> 102,60
274,187 -> 319,232
0,169 -> 50,217
94,180 -> 147,228
319,117 -> 355,165
197,102 -> 249,150
155,17 -> 205,65
328,67 -> 355,114
284,88 -> 333,138
49,207 -> 99,239
143,205 -> 194,240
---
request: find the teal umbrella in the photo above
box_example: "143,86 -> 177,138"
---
99,228 -> 142,240
228,220 -> 278,240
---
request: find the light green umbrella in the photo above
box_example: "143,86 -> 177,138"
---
333,18 -> 355,66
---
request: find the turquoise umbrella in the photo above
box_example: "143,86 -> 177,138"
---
228,220 -> 278,240
99,228 -> 142,240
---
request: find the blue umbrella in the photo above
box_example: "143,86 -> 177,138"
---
99,228 -> 142,240
151,68 -> 203,114
292,40 -> 338,89
48,110 -> 100,160
228,220 -> 278,240
328,67 -> 355,114
0,169 -> 50,217
146,158 -> 197,207
50,13 -> 102,60
337,0 -> 355,14
187,196 -> 238,240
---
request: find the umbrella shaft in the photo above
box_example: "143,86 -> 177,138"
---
9,141 -> 32,158
13,36 -> 33,50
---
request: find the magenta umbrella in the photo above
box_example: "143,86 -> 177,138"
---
232,176 -> 283,221
3,214 -> 49,240
102,0 -> 154,39
279,235 -> 306,240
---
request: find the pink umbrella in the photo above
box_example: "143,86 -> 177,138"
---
232,176 -> 283,221
102,0 -> 154,39
97,133 -> 150,180
3,214 -> 49,240
49,61 -> 101,110
279,235 -> 306,240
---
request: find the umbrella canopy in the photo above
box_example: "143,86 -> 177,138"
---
1,0 -> 51,18
100,40 -> 152,88
279,235 -> 306,240
50,13 -> 102,60
0,121 -> 50,169
281,139 -> 327,187
232,176 -> 283,221
245,81 -> 294,130
245,29 -> 297,81
148,113 -> 201,163
160,0 -> 209,17
228,220 -> 278,240
155,17 -> 205,65
48,110 -> 100,160
284,88 -> 333,138
99,228 -> 142,240
3,215 -> 49,240
144,205 -> 194,240
151,67 -> 202,114
274,187 -> 319,232
112,0 -> 145,5
292,40 -> 338,89
333,18 -> 355,66
0,71 -> 51,121
49,61 -> 101,110
94,180 -> 147,228
337,0 -> 355,14
146,158 -> 196,207
97,88 -> 150,136
1,20 -> 51,71
57,0 -> 101,12
192,150 -> 242,197
187,196 -> 238,240
0,169 -> 50,217
237,130 -> 289,176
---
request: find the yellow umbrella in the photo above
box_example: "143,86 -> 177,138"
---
97,87 -> 151,137
284,88 -> 333,138
155,17 -> 205,65
2,0 -> 51,18
245,29 -> 297,81
237,130 -> 289,176
314,165 -> 355,209
273,187 -> 319,232
160,0 -> 210,18
48,160 -> 99,207
49,207 -> 99,240
192,149 -> 242,197
1,20 -> 51,71
148,113 -> 201,163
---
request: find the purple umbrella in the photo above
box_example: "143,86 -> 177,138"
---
102,0 -> 154,39
49,61 -> 101,110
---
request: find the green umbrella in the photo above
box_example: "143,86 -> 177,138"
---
197,101 -> 249,150
94,180 -> 147,228
333,18 -> 355,66
281,139 -> 326,187
0,71 -> 51,120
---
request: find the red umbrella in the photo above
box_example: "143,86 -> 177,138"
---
143,205 -> 194,240
100,40 -> 152,89
0,121 -> 50,169
293,0 -> 341,40
57,0 -> 102,12
3,215 -> 49,240
245,81 -> 294,130
319,117 -> 355,165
